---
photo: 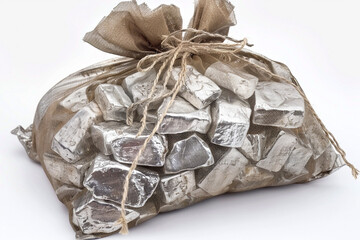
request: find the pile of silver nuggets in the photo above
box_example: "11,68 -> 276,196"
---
46,61 -> 343,236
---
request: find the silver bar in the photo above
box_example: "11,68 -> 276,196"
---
169,65 -> 222,109
253,82 -> 305,128
157,96 -> 211,134
205,61 -> 258,99
51,102 -> 103,163
84,154 -> 159,208
72,191 -> 139,234
197,148 -> 249,196
164,134 -> 214,174
111,123 -> 168,167
94,84 -> 132,121
208,90 -> 251,147
59,86 -> 89,112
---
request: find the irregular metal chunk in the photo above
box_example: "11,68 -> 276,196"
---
159,171 -> 196,204
205,61 -> 258,99
313,145 -> 341,177
208,90 -> 251,147
282,142 -> 313,176
157,96 -> 211,134
131,200 -> 157,225
59,86 -> 89,112
256,131 -> 297,172
122,69 -> 168,111
91,122 -> 128,155
164,134 -> 214,174
169,65 -> 222,109
197,148 -> 249,196
277,168 -> 310,186
229,165 -> 274,192
94,84 -> 132,121
43,153 -> 92,187
253,82 -> 305,128
84,154 -> 159,207
73,191 -> 139,234
188,188 -> 211,203
301,106 -> 331,158
51,102 -> 103,163
111,123 -> 168,167
11,124 -> 39,162
238,132 -> 267,162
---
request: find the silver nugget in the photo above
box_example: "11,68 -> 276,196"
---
253,82 -> 305,128
157,97 -> 211,134
256,131 -> 298,172
197,148 -> 249,196
91,122 -> 128,155
282,141 -> 313,176
159,171 -> 196,204
111,124 -> 168,167
238,132 -> 267,162
43,153 -> 91,188
73,191 -> 139,234
165,134 -> 214,174
59,86 -> 89,112
51,102 -> 103,163
84,154 -> 159,208
94,84 -> 132,121
205,61 -> 258,99
169,65 -> 222,109
313,145 -> 341,177
208,91 -> 251,147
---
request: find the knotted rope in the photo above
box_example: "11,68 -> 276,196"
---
118,28 -> 358,234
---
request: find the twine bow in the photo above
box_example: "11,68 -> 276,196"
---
117,28 -> 359,234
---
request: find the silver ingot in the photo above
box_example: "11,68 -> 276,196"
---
229,165 -> 274,192
301,107 -> 330,158
72,191 -> 139,234
11,124 -> 39,162
157,96 -> 211,134
84,154 -> 159,208
91,122 -> 128,155
159,171 -> 196,204
282,141 -> 313,176
204,61 -> 258,99
256,130 -> 297,172
51,102 -> 103,163
59,86 -> 89,112
197,148 -> 249,196
164,134 -> 214,174
253,82 -> 305,128
94,84 -> 132,121
111,124 -> 168,167
238,132 -> 267,162
208,90 -> 251,147
312,145 -> 341,177
43,153 -> 91,188
122,69 -> 168,111
169,65 -> 222,109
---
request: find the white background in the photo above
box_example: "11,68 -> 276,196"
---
1,0 -> 359,239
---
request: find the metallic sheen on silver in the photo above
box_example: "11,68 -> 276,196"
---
43,153 -> 91,188
197,148 -> 249,196
157,96 -> 211,134
205,61 -> 258,99
51,102 -> 103,163
169,65 -> 222,109
159,171 -> 196,204
208,90 -> 251,147
256,130 -> 297,172
11,124 -> 39,162
111,124 -> 168,167
91,122 -> 128,155
84,154 -> 159,207
59,86 -> 89,112
238,132 -> 267,162
313,145 -> 340,177
253,82 -> 305,128
73,191 -> 139,234
282,141 -> 313,176
131,200 -> 157,225
94,84 -> 132,121
164,134 -> 214,174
